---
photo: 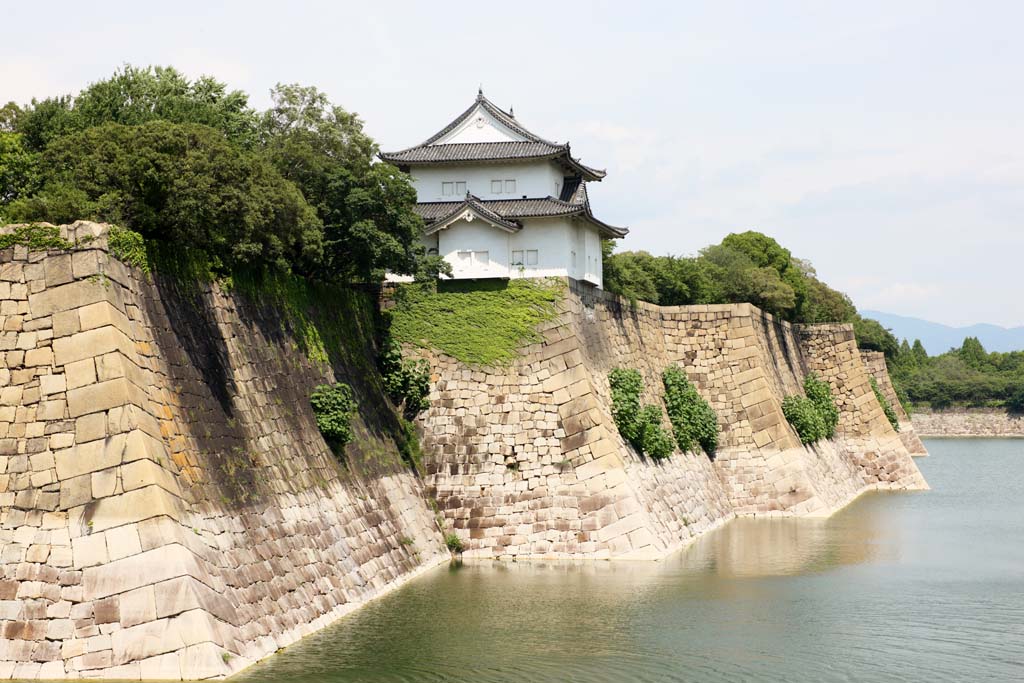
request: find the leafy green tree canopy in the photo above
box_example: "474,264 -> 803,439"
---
5,121 -> 322,274
15,65 -> 258,151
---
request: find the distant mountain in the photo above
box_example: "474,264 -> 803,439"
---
861,310 -> 1024,355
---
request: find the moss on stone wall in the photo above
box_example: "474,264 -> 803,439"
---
387,279 -> 564,366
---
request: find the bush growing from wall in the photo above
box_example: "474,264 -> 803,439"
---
782,395 -> 828,445
379,339 -> 431,417
309,383 -> 357,454
639,405 -> 675,460
869,376 -> 901,432
609,368 -> 644,448
803,372 -> 839,439
609,368 -> 674,460
661,365 -> 719,456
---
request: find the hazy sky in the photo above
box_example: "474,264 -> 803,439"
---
4,1 -> 1022,327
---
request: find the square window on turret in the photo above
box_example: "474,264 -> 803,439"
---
456,181 -> 466,195
504,179 -> 516,193
491,180 -> 503,194
511,250 -> 524,265
526,250 -> 538,265
442,182 -> 454,196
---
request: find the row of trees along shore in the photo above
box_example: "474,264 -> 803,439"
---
5,64 -> 1001,410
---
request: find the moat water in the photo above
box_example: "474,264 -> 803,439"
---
239,439 -> 1024,682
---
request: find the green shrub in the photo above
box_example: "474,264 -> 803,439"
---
869,376 -> 901,432
662,365 -> 719,456
609,369 -> 674,460
782,395 -> 827,445
639,405 -> 675,460
309,383 -> 356,453
444,532 -> 464,553
609,368 -> 645,449
803,373 -> 839,439
107,225 -> 150,273
379,339 -> 431,416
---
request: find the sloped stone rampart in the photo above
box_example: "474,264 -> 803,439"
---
0,223 -> 448,679
420,282 -> 927,560
859,350 -> 928,454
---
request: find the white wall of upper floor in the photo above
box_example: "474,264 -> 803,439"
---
411,162 -> 566,202
419,216 -> 603,287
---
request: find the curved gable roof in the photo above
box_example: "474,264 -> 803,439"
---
380,90 -> 607,181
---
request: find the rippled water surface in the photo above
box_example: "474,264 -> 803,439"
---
239,439 -> 1024,682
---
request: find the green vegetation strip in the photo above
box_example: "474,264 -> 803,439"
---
387,279 -> 563,366
782,373 -> 840,445
869,377 -> 901,432
662,365 -> 719,456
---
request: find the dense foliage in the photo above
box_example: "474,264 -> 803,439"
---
603,232 -> 892,353
782,374 -> 840,445
387,279 -> 563,366
379,339 -> 431,417
0,65 -> 435,282
869,377 -> 901,431
608,368 -> 674,460
661,365 -> 719,456
889,336 -> 1024,409
782,395 -> 828,445
309,383 -> 357,453
803,373 -> 839,439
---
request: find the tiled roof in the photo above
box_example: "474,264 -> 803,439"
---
417,193 -> 627,238
379,90 -> 606,181
381,141 -> 563,164
420,195 -> 522,234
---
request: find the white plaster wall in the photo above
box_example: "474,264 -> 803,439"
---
583,225 -> 602,287
437,218 -> 511,279
411,163 -> 565,202
433,103 -> 529,144
508,218 -> 574,280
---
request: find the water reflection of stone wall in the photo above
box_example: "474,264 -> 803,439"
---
0,223 -> 448,679
421,282 -> 927,561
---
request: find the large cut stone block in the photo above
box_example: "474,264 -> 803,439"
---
28,279 -> 117,318
67,378 -> 140,418
83,544 -> 211,601
87,485 -> 184,533
53,326 -> 135,368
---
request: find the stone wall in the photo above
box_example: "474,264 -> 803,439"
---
0,223 -> 448,679
912,408 -> 1024,437
859,350 -> 929,454
419,282 -> 927,561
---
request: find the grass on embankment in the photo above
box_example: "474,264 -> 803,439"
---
387,279 -> 564,366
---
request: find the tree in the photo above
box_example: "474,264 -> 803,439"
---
260,84 -> 429,282
0,102 -> 23,132
699,244 -> 796,316
959,337 -> 988,370
5,121 -> 322,274
601,245 -> 661,304
14,66 -> 258,151
852,317 -> 899,358
0,132 -> 36,206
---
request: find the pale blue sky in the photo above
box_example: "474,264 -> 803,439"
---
4,1 -> 1022,326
